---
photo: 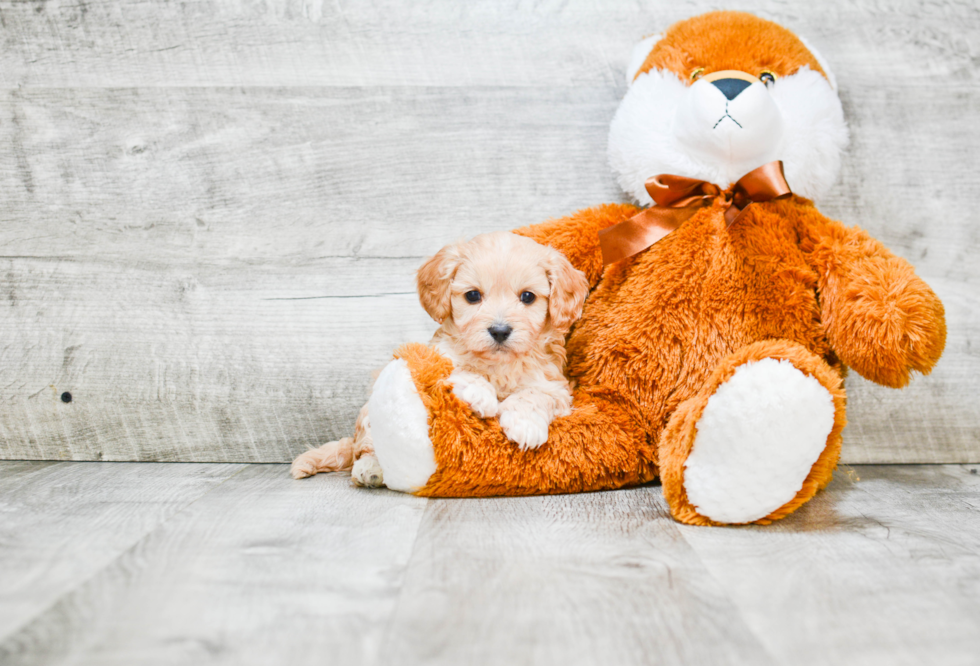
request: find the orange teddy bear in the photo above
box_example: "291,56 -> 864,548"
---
363,11 -> 947,525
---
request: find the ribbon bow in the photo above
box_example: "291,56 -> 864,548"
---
598,160 -> 792,265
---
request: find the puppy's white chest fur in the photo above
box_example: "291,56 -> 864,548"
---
434,331 -> 573,451
435,337 -> 561,399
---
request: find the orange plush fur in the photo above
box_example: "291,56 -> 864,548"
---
378,11 -> 946,525
638,11 -> 827,83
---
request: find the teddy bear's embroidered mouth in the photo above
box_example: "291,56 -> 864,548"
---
712,106 -> 743,130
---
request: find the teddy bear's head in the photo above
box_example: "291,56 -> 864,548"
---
608,11 -> 848,205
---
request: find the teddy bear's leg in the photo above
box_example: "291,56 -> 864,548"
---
368,343 -> 655,496
365,356 -> 439,493
659,340 -> 847,526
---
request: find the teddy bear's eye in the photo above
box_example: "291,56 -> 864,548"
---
520,291 -> 536,305
464,290 -> 482,304
759,71 -> 777,86
690,67 -> 705,82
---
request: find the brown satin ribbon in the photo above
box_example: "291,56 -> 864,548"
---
599,160 -> 792,265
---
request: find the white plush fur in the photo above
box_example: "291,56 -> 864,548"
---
608,66 -> 848,203
625,33 -> 662,84
366,359 -> 437,493
674,76 -> 785,175
769,68 -> 849,199
797,35 -> 838,91
683,359 -> 836,524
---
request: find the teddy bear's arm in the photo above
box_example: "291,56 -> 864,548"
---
799,209 -> 946,388
512,203 -> 641,286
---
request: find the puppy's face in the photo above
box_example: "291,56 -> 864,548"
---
449,244 -> 551,358
417,231 -> 589,360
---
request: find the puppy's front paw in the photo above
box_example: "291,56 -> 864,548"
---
352,455 -> 385,488
498,407 -> 550,450
450,373 -> 499,418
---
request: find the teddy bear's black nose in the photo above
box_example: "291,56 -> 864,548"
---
488,324 -> 512,343
712,78 -> 752,100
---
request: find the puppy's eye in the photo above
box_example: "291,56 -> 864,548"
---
759,71 -> 777,86
464,290 -> 482,304
520,291 -> 536,305
690,67 -> 705,82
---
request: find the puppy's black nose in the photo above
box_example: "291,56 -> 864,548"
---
488,324 -> 512,343
711,77 -> 752,101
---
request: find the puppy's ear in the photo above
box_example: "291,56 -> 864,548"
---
417,243 -> 463,324
545,249 -> 590,332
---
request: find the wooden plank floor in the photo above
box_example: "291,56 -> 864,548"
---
1,463 -> 978,665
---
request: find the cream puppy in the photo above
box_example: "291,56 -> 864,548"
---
291,231 -> 589,486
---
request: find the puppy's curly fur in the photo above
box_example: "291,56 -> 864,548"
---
291,231 -> 589,485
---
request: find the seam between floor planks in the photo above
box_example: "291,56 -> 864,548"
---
0,463 -> 250,644
674,464 -> 980,666
376,492 -> 433,655
3,463 -> 979,665
375,488 -> 780,666
0,465 -> 432,666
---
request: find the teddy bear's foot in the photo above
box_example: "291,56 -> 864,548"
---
683,358 -> 834,523
367,357 -> 438,493
660,340 -> 846,525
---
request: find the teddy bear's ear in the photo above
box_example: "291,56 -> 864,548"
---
416,243 -> 463,324
797,34 -> 838,91
544,250 -> 590,333
625,33 -> 663,85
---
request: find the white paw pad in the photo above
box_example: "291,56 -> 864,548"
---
499,408 -> 550,450
683,358 -> 836,523
450,375 -> 499,418
352,455 -> 385,488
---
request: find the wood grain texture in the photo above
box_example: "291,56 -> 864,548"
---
0,461 -> 245,641
0,0 -> 976,462
0,460 -> 61,485
0,465 -> 429,666
0,0 -> 974,90
380,489 -> 776,666
3,462 -> 979,665
0,258 -> 437,461
0,86 -> 620,261
678,464 -> 980,666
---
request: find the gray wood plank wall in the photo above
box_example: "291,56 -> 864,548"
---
0,0 -> 977,463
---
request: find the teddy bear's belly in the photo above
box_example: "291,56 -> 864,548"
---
566,211 -> 829,439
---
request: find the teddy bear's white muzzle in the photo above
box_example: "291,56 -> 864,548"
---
673,75 -> 784,168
